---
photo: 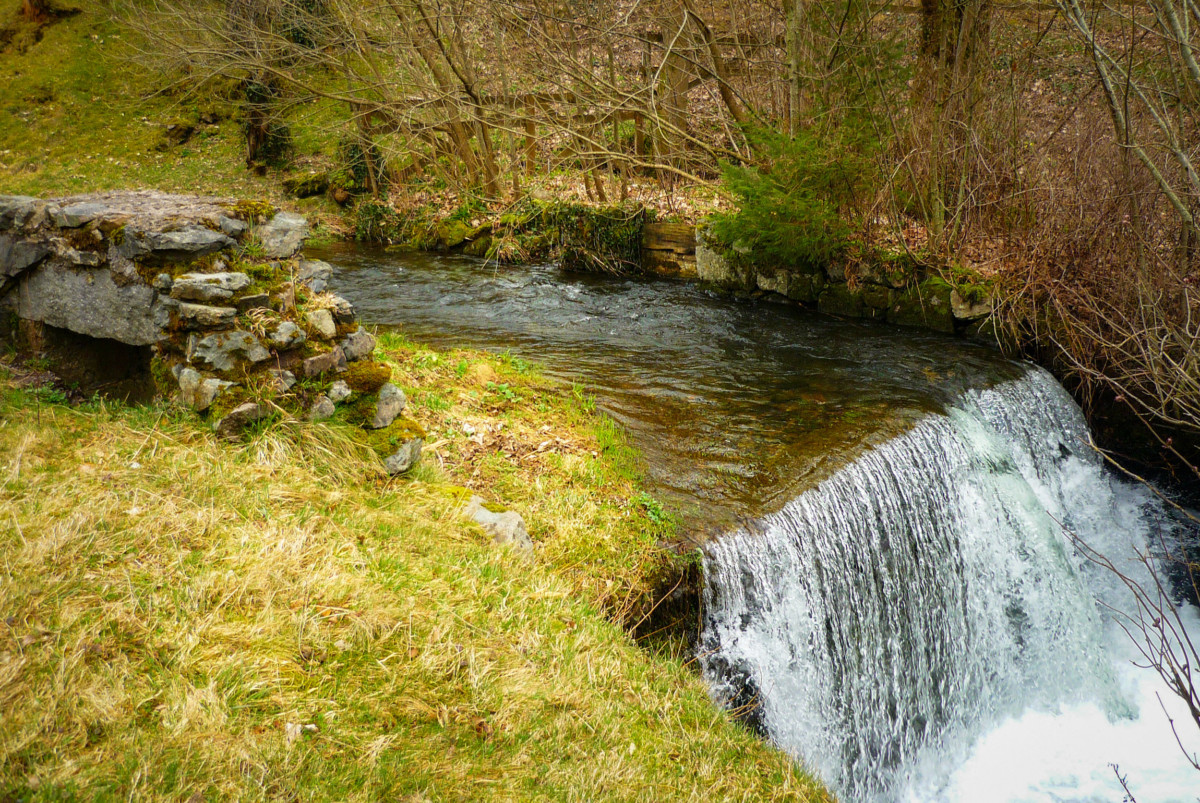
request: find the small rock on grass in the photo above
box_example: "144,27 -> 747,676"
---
213,401 -> 267,441
466,496 -> 534,553
384,437 -> 423,475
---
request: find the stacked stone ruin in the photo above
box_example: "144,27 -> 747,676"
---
0,191 -> 422,474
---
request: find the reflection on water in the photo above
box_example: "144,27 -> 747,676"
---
311,244 -> 1023,533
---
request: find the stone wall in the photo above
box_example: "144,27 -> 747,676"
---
641,225 -> 996,337
0,191 -> 422,474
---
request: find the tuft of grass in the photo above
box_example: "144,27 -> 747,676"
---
0,341 -> 831,802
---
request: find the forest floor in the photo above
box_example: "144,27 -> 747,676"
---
0,336 -> 830,801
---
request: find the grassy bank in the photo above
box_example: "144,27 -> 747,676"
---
0,336 -> 830,802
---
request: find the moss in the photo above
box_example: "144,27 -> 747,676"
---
817,283 -> 864,317
229,199 -> 276,224
436,219 -> 472,249
361,416 -> 426,458
344,361 -> 391,394
206,386 -> 253,420
149,356 -> 178,400
336,393 -> 378,427
462,234 -> 492,257
282,173 -> 330,198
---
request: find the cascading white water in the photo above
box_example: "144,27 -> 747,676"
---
700,366 -> 1200,802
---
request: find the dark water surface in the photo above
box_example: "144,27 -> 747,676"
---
311,244 -> 1023,532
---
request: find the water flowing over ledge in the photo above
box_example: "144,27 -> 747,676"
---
700,367 -> 1200,802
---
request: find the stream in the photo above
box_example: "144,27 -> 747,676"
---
314,244 -> 1200,802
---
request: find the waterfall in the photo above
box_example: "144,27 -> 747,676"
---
700,367 -> 1200,801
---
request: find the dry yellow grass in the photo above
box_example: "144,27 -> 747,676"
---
0,340 -> 831,802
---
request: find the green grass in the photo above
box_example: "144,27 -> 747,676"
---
0,341 -> 832,802
0,2 -> 338,209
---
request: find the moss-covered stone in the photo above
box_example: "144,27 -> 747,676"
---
817,283 -> 864,317
283,173 -> 330,199
361,416 -> 427,458
887,280 -> 954,333
861,284 -> 893,309
229,199 -> 276,224
344,361 -> 391,394
462,234 -> 492,257
786,271 -> 823,303
436,219 -> 473,250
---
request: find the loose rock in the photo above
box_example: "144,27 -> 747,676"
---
213,401 -> 267,441
52,202 -> 108,228
302,346 -> 346,378
297,259 -> 333,293
235,293 -> 270,312
268,368 -> 297,392
466,496 -> 534,553
268,321 -> 306,349
257,212 -> 309,258
371,383 -> 406,429
177,302 -> 238,329
328,380 -> 352,403
340,330 -> 376,362
951,290 -> 991,321
0,235 -> 50,277
384,438 -> 423,475
145,227 -> 235,259
308,395 -> 336,421
176,367 -> 233,412
304,308 -> 337,341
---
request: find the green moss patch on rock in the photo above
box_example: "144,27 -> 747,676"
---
361,416 -> 427,458
344,360 -> 391,394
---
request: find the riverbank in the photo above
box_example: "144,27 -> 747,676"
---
0,337 -> 830,801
